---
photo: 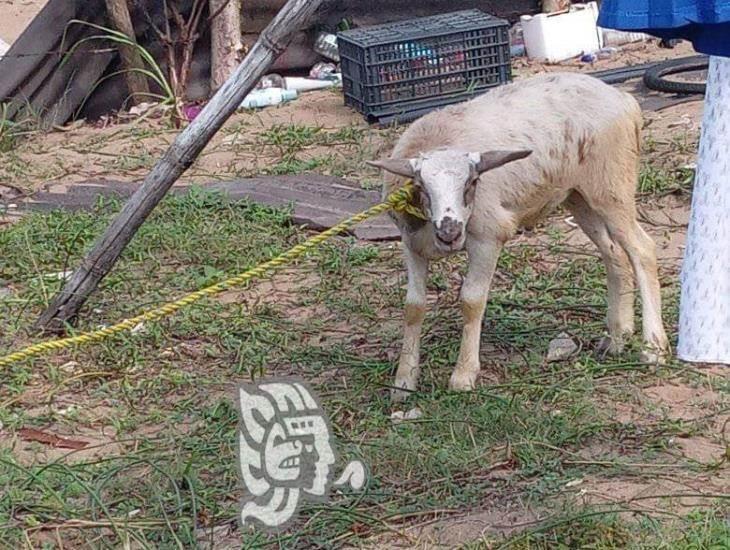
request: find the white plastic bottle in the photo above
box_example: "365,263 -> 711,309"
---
240,88 -> 298,109
283,76 -> 341,92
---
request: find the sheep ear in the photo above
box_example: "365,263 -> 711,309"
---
366,158 -> 417,178
473,150 -> 532,174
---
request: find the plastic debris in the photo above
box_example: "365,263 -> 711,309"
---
510,44 -> 526,57
284,76 -> 340,92
391,407 -> 423,424
310,62 -> 338,80
601,29 -> 650,46
314,31 -> 340,61
183,104 -> 203,122
239,88 -> 298,109
256,73 -> 286,89
546,332 -> 578,362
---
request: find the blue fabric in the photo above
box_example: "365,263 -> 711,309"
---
598,0 -> 730,56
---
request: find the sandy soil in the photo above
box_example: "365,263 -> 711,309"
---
0,0 -> 47,44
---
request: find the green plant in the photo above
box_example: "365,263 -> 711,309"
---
62,20 -> 177,118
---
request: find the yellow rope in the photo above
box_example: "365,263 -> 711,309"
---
0,184 -> 426,369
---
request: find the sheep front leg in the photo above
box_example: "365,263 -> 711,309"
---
450,238 -> 502,392
392,247 -> 429,403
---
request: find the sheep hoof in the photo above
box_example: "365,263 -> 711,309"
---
449,370 -> 477,392
596,336 -> 624,358
391,379 -> 416,403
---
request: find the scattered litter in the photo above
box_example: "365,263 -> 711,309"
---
131,322 -> 147,335
510,44 -> 526,57
18,427 -> 89,449
256,73 -> 286,89
564,216 -> 579,228
581,52 -> 597,63
44,271 -> 73,281
565,478 -> 584,488
284,76 -> 340,93
309,62 -> 338,80
546,332 -> 578,362
313,31 -> 340,61
240,88 -> 298,109
601,29 -> 650,47
183,104 -> 204,122
391,407 -> 423,424
0,38 -> 8,57
682,163 -> 698,171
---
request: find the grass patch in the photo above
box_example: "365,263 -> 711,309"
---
0,187 -> 726,547
639,164 -> 694,196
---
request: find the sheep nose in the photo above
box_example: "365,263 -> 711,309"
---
435,216 -> 463,244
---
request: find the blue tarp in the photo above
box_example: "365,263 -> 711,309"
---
598,0 -> 730,56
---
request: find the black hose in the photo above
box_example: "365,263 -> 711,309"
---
643,55 -> 709,95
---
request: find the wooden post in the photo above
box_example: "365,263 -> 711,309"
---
35,0 -> 327,332
104,0 -> 151,104
210,0 -> 243,92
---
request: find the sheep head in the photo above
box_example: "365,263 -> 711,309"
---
369,149 -> 531,252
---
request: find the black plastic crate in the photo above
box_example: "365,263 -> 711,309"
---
338,10 -> 511,123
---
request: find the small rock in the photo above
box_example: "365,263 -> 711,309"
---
546,332 -> 578,362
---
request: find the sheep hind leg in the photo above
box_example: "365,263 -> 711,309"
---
584,197 -> 670,363
565,191 -> 635,355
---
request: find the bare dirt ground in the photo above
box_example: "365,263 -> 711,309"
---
0,0 -> 47,44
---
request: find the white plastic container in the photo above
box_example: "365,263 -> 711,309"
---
240,88 -> 298,109
521,2 -> 602,63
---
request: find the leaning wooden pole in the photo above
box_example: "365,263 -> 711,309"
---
35,0 -> 326,332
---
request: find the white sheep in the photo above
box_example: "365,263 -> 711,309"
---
369,72 -> 669,401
